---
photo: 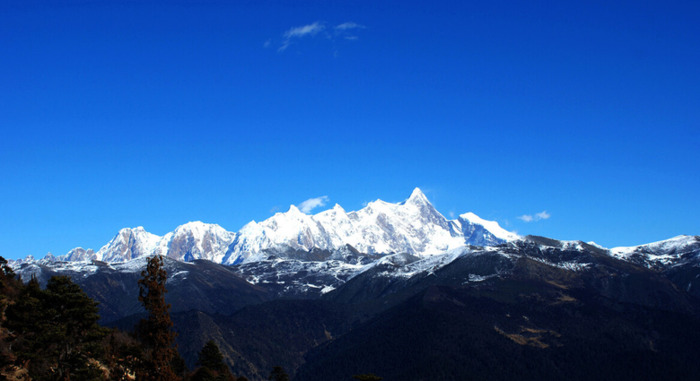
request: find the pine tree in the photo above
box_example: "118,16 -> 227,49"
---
190,340 -> 235,381
6,275 -> 105,380
0,256 -> 21,375
136,255 -> 180,381
197,340 -> 226,373
44,275 -> 106,380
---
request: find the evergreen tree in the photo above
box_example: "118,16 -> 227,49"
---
136,255 -> 180,381
0,256 -> 21,375
6,276 -> 56,378
0,256 -> 17,287
44,275 -> 106,380
190,340 -> 235,381
197,340 -> 226,373
6,275 -> 105,380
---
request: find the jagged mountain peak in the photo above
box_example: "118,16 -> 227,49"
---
123,225 -> 145,231
405,187 -> 429,205
315,204 -> 348,219
171,221 -> 230,236
96,226 -> 161,262
163,221 -> 235,263
221,188 -> 500,264
60,247 -> 97,262
20,188 -> 520,266
330,203 -> 346,213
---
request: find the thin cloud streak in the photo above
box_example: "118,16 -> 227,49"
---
335,22 -> 365,31
279,22 -> 325,52
275,21 -> 366,53
284,22 -> 325,39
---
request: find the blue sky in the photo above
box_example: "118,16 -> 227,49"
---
1,0 -> 699,260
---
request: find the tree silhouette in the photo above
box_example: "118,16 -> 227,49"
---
5,275 -> 105,380
137,255 -> 180,381
190,340 -> 235,381
198,340 -> 226,372
44,276 -> 106,380
0,256 -> 21,375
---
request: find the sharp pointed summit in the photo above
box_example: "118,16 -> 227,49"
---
406,187 -> 429,204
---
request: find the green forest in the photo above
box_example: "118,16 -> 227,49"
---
0,256 -> 289,381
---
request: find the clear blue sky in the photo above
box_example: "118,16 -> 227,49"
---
1,0 -> 699,260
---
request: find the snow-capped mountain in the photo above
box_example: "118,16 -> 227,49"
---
57,223 -> 235,264
156,221 -> 236,263
59,227 -> 160,262
610,235 -> 700,269
221,188 -> 477,265
61,247 -> 97,262
35,187 -> 517,266
457,212 -> 519,246
15,188 -> 700,280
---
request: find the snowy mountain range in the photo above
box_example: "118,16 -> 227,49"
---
11,187 -> 699,301
15,188 -> 517,266
7,188 -> 700,381
11,188 -> 699,277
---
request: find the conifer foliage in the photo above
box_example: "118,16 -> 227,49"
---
3,270 -> 106,380
0,256 -> 21,376
44,276 -> 107,380
137,255 -> 181,381
190,340 -> 236,381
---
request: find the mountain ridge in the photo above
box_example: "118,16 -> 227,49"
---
13,188 -> 519,266
6,189 -> 700,381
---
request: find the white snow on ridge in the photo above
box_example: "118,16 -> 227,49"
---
222,188 -> 488,265
611,235 -> 698,256
459,212 -> 519,242
56,222 -> 235,265
158,221 -> 236,263
18,188 -> 520,266
97,227 -> 161,262
610,235 -> 700,265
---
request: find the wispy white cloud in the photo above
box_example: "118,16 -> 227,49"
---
279,22 -> 325,52
519,215 -> 534,222
334,22 -> 365,41
536,211 -> 551,220
284,22 -> 325,39
297,196 -> 330,214
335,22 -> 365,31
518,210 -> 551,223
275,21 -> 366,53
